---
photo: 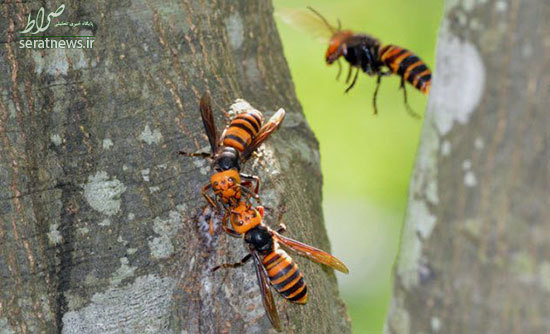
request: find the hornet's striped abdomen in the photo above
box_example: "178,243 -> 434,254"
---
379,45 -> 432,95
222,110 -> 264,152
263,249 -> 308,304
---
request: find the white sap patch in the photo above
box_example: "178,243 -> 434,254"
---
462,159 -> 472,170
139,124 -> 163,145
48,223 -> 63,245
51,134 -> 62,146
62,275 -> 175,334
229,99 -> 252,117
224,13 -> 244,50
197,206 -> 217,246
102,139 -> 113,149
148,210 -> 183,259
83,171 -> 127,216
431,32 -> 485,135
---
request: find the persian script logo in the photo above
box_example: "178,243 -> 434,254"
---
20,4 -> 66,34
19,4 -> 95,49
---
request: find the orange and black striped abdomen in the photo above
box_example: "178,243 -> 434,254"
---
379,45 -> 431,94
263,249 -> 308,304
222,111 -> 263,152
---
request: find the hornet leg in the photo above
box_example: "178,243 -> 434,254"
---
222,224 -> 241,237
221,211 -> 241,238
209,215 -> 215,235
202,184 -> 218,209
345,68 -> 359,93
345,65 -> 353,84
240,173 -> 260,195
275,205 -> 287,234
202,184 -> 220,235
336,59 -> 343,81
275,224 -> 287,234
400,77 -> 420,119
178,151 -> 211,158
372,74 -> 383,115
212,254 -> 252,272
372,71 -> 393,115
240,184 -> 262,205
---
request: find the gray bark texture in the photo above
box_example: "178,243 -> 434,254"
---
386,0 -> 549,333
0,1 -> 350,333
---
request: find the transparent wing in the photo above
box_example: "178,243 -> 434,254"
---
272,232 -> 349,274
199,92 -> 219,155
275,7 -> 335,43
241,108 -> 286,162
252,251 -> 282,331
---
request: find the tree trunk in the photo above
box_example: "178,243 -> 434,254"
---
0,1 -> 350,333
386,0 -> 549,333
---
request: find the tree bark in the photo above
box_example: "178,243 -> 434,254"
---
0,1 -> 350,333
386,0 -> 549,333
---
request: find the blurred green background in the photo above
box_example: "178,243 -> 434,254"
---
272,1 -> 443,333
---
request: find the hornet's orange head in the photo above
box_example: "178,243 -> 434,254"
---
211,170 -> 241,203
230,202 -> 264,234
325,30 -> 353,64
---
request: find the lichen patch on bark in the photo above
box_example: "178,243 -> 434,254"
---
431,27 -> 485,135
62,275 -> 176,334
83,171 -> 127,216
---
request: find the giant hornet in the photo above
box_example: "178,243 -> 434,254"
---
180,93 -> 285,233
214,201 -> 349,331
284,7 -> 432,117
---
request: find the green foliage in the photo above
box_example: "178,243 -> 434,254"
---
273,0 -> 443,333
